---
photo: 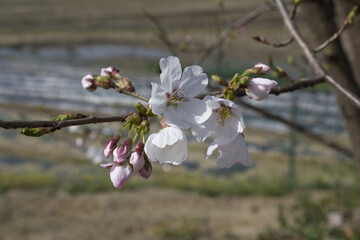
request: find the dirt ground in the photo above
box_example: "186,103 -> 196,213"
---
0,188 -> 294,240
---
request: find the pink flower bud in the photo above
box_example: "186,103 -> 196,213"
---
109,163 -> 133,189
253,63 -> 271,75
101,66 -> 119,77
130,151 -> 145,173
81,74 -> 97,91
139,158 -> 152,179
103,134 -> 120,159
113,138 -> 132,163
246,78 -> 278,101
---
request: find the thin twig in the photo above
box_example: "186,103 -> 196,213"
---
112,84 -> 149,102
313,18 -> 350,52
144,11 -> 178,56
252,36 -> 294,48
239,100 -> 353,157
0,113 -> 133,130
275,0 -> 360,109
195,4 -> 275,64
270,77 -> 325,95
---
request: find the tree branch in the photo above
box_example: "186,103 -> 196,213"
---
112,84 -> 149,102
270,77 -> 325,95
313,15 -> 352,52
275,0 -> 360,110
195,4 -> 275,64
252,36 -> 294,48
144,11 -> 178,56
0,113 -> 133,130
238,100 -> 353,157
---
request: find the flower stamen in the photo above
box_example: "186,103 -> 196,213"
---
216,106 -> 231,125
168,89 -> 187,104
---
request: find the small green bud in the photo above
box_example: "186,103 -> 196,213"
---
223,87 -> 235,100
51,113 -> 87,121
240,76 -> 251,85
293,0 -> 302,5
20,127 -> 50,137
95,76 -> 112,89
116,77 -> 135,92
135,102 -> 147,115
287,56 -> 295,65
229,73 -> 241,89
126,113 -> 141,125
276,66 -> 288,78
347,6 -> 358,24
211,74 -> 227,86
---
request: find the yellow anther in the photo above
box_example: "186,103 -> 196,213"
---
168,89 -> 187,104
216,106 -> 231,125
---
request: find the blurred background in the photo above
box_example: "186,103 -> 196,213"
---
0,0 -> 359,239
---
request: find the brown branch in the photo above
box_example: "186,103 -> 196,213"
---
238,100 -> 353,157
270,77 -> 325,95
195,4 -> 275,64
0,113 -> 133,130
252,36 -> 293,48
143,11 -> 178,56
313,17 -> 351,52
275,0 -> 360,110
112,84 -> 149,102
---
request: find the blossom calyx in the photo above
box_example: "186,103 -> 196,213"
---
135,102 -> 147,115
116,77 -> 135,92
125,113 -> 142,126
222,87 -> 235,100
95,75 -> 112,89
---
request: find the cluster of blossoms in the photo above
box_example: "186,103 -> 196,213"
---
81,56 -> 278,189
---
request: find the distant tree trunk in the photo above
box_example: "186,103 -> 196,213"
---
299,0 -> 360,176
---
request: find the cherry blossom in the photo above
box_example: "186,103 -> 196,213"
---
149,56 -> 212,129
191,96 -> 245,146
144,126 -> 188,165
207,134 -> 253,168
253,63 -> 271,74
113,138 -> 132,163
246,78 -> 278,101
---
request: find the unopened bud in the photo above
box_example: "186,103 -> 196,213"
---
140,120 -> 150,135
139,156 -> 152,179
223,87 -> 235,100
101,66 -> 119,77
211,74 -> 227,86
95,76 -> 112,89
253,63 -> 271,75
103,134 -> 121,159
347,6 -> 358,24
81,74 -> 97,92
117,77 -> 135,92
276,66 -> 288,78
229,73 -> 241,89
20,127 -> 51,137
126,113 -> 141,125
113,138 -> 133,163
293,0 -> 302,5
287,56 -> 295,65
135,102 -> 147,115
52,113 -> 87,121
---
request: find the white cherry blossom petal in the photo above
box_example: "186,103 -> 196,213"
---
179,66 -> 208,98
207,134 -> 253,168
152,126 -> 185,148
149,82 -> 168,115
178,98 -> 212,125
191,114 -> 217,143
163,105 -> 190,129
160,56 -> 182,93
144,126 -> 188,165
